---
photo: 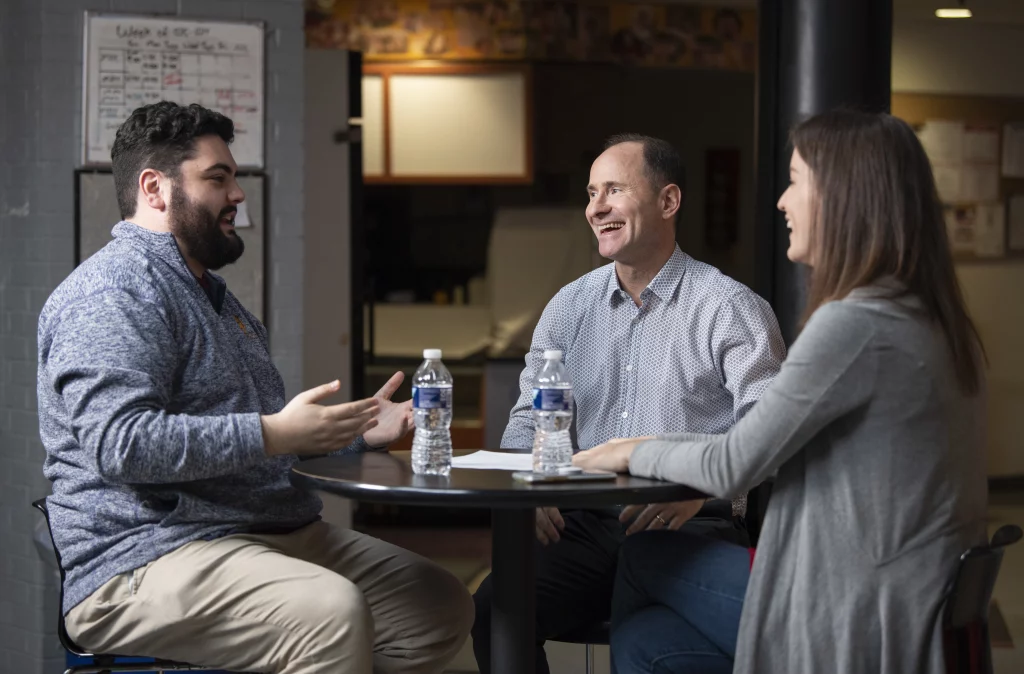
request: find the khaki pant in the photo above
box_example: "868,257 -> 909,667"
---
66,521 -> 474,674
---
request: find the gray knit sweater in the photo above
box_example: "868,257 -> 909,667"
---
38,222 -> 366,614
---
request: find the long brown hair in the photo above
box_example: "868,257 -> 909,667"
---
792,109 -> 984,394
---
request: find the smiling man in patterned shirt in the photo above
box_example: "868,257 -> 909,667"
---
470,134 -> 786,674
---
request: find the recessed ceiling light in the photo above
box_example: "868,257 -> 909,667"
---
935,8 -> 973,18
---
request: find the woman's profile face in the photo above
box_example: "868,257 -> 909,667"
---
777,148 -> 815,265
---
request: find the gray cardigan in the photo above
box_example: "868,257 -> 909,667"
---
631,289 -> 988,673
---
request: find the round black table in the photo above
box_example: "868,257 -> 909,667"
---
291,450 -> 702,674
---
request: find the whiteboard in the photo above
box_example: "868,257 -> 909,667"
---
83,13 -> 265,168
76,172 -> 266,321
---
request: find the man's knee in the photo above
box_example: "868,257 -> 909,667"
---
382,553 -> 474,656
422,559 -> 475,644
287,575 -> 374,656
610,607 -> 657,672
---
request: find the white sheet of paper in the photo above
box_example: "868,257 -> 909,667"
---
1009,195 -> 1024,251
450,450 -> 534,471
921,120 -> 965,165
235,200 -> 252,228
974,203 -> 1006,257
933,165 -> 962,203
964,128 -> 1000,163
960,164 -> 1000,202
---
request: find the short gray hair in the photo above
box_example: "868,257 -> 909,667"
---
604,133 -> 686,195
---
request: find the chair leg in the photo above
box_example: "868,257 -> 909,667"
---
585,643 -> 595,674
981,622 -> 994,674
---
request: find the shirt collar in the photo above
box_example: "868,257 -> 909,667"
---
112,221 -> 228,313
605,245 -> 688,304
113,220 -> 186,263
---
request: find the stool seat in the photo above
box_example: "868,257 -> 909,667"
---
554,621 -> 610,646
32,499 -> 216,674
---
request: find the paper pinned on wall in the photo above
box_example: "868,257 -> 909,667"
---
974,203 -> 1006,257
1009,195 -> 1024,251
235,200 -> 252,228
964,127 -> 1000,163
933,165 -> 962,203
920,120 -> 965,165
1002,123 -> 1024,178
945,206 -> 976,255
961,165 -> 1001,202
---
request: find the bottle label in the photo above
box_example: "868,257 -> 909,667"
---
533,388 -> 572,412
413,386 -> 451,409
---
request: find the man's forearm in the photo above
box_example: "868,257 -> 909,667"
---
85,408 -> 266,484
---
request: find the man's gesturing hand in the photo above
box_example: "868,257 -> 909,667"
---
262,380 -> 380,456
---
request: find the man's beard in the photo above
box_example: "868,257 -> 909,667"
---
169,185 -> 245,271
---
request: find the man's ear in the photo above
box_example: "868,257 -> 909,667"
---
138,168 -> 169,212
660,183 -> 682,222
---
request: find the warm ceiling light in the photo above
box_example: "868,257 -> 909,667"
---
935,8 -> 973,18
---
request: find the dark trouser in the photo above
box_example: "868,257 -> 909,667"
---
470,505 -> 748,674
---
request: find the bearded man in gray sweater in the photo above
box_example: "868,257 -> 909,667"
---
37,101 -> 472,674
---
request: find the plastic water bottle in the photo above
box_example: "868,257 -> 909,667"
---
532,349 -> 574,473
411,349 -> 453,476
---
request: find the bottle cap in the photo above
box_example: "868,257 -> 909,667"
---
423,349 -> 442,360
543,349 -> 563,360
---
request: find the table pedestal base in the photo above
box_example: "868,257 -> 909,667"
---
490,508 -> 536,674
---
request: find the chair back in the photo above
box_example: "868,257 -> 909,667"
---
942,524 -> 1022,674
745,478 -> 774,548
31,498 -> 96,658
944,524 -> 1022,629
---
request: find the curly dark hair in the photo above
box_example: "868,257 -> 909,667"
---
111,102 -> 234,219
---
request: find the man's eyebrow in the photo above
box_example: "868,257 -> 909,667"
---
202,163 -> 236,176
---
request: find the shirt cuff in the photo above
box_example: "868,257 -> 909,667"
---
327,435 -> 379,457
628,439 -> 673,479
237,412 -> 268,465
357,435 -> 390,452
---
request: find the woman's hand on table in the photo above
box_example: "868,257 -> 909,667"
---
572,436 -> 653,473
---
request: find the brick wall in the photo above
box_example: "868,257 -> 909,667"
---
0,1 -> 306,671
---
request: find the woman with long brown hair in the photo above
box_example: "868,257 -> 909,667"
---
575,109 -> 988,673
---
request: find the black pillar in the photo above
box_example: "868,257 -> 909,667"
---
348,50 -> 367,399
755,0 -> 893,343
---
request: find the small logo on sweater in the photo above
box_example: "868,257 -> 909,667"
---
234,315 -> 250,336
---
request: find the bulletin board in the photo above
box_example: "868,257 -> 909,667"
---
74,171 -> 266,321
82,13 -> 265,168
892,92 -> 1024,262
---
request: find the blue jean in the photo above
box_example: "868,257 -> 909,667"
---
610,529 -> 751,674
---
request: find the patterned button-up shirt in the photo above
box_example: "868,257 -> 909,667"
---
501,246 -> 787,514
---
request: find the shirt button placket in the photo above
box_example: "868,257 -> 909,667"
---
624,311 -> 642,436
